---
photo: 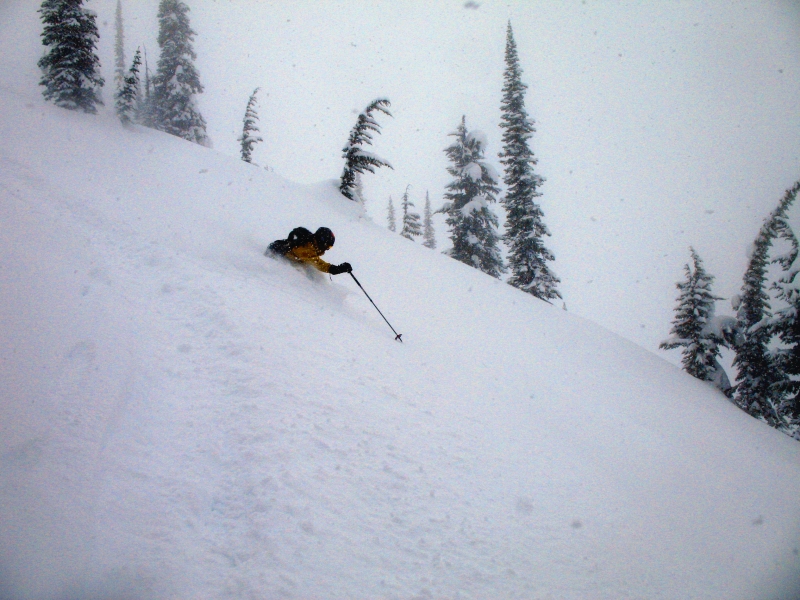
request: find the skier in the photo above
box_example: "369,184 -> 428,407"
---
267,226 -> 352,275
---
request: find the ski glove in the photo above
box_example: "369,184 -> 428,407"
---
329,262 -> 352,275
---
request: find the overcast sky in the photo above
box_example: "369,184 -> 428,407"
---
2,0 -> 799,363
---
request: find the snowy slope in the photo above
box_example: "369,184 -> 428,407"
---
1,87 -> 800,600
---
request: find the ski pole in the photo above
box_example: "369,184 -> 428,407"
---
349,272 -> 403,342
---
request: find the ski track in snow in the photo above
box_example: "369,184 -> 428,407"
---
1,88 -> 800,600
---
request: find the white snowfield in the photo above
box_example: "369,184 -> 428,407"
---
1,89 -> 799,600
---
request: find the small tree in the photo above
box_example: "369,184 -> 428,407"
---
400,186 -> 422,241
239,87 -> 263,164
38,0 -> 105,114
152,0 -> 209,146
340,98 -> 393,202
422,191 -> 437,249
115,48 -> 141,125
387,196 -> 396,232
660,247 -> 730,393
440,116 -> 504,278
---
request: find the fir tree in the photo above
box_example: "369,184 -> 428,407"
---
152,0 -> 209,146
400,186 -> 422,241
422,191 -> 437,249
115,48 -> 141,125
38,0 -> 104,114
733,183 -> 799,422
387,196 -> 396,232
660,247 -> 729,393
340,98 -> 392,202
499,22 -> 560,302
238,87 -> 263,164
766,181 -> 800,434
440,116 -> 504,278
137,47 -> 156,127
114,0 -> 125,90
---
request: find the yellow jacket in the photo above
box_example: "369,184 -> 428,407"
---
286,241 -> 333,273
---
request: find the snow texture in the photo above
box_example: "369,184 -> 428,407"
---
1,89 -> 799,600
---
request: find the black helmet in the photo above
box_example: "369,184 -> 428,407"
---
314,227 -> 335,250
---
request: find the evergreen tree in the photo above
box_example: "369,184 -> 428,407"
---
660,247 -> 730,393
152,0 -> 209,146
114,0 -> 125,90
238,87 -> 263,164
38,0 -> 104,114
440,116 -> 504,278
137,47 -> 156,127
733,183 -> 799,422
340,98 -> 392,202
766,181 -> 800,434
400,186 -> 422,241
499,22 -> 560,302
422,191 -> 437,249
115,48 -> 141,125
387,196 -> 396,232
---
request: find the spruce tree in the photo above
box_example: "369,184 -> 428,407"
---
152,0 -> 209,146
239,87 -> 263,164
660,247 -> 729,392
766,181 -> 800,433
115,48 -> 141,125
340,98 -> 392,202
499,22 -> 560,302
114,0 -> 125,90
422,191 -> 437,249
733,184 -> 799,422
38,0 -> 104,114
400,186 -> 422,241
387,196 -> 396,232
440,116 -> 504,278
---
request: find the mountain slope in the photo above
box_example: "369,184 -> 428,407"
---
1,88 -> 799,600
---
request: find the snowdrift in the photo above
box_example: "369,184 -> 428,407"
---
1,87 -> 799,600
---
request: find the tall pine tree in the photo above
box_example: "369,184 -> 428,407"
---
422,191 -> 437,249
660,247 -> 730,393
340,98 -> 393,202
114,0 -> 125,90
152,0 -> 209,146
238,87 -> 263,164
38,0 -> 104,114
499,22 -> 560,302
440,116 -> 504,278
733,183 -> 799,423
765,181 -> 800,435
115,48 -> 141,125
387,196 -> 396,232
400,186 -> 422,241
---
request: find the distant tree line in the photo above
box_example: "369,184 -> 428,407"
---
662,181 -> 800,440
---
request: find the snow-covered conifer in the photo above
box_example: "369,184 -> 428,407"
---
114,0 -> 125,90
152,0 -> 209,146
733,183 -> 799,422
766,181 -> 800,435
422,191 -> 437,249
38,0 -> 105,114
440,116 -> 504,278
340,98 -> 392,202
660,247 -> 729,393
115,48 -> 141,125
238,87 -> 263,164
400,186 -> 422,241
499,22 -> 560,302
387,196 -> 396,232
